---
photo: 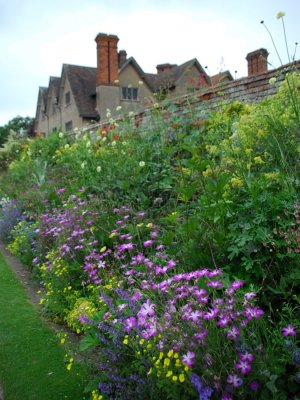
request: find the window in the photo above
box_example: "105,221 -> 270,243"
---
65,121 -> 73,132
121,87 -> 138,101
65,91 -> 71,106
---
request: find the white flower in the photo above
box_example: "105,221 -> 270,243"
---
109,118 -> 115,124
276,11 -> 285,19
102,137 -> 107,142
128,111 -> 135,117
86,141 -> 91,148
139,161 -> 145,167
153,103 -> 159,109
64,144 -> 70,149
96,166 -> 102,173
58,132 -> 64,138
269,77 -> 277,85
106,111 -> 111,119
81,161 -> 86,169
97,260 -> 106,268
111,141 -> 117,146
116,105 -> 122,112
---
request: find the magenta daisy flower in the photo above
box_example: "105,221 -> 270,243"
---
227,374 -> 243,387
235,360 -> 252,375
282,324 -> 297,337
182,351 -> 196,368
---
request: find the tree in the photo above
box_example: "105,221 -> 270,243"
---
0,116 -> 35,147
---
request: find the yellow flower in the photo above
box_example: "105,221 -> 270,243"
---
254,156 -> 264,164
167,349 -> 174,358
100,246 -> 107,253
179,374 -> 185,383
166,370 -> 173,378
164,358 -> 171,367
172,375 -> 178,382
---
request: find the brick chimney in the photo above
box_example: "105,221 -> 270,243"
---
156,63 -> 177,74
95,33 -> 119,85
118,50 -> 127,68
95,33 -> 120,120
246,48 -> 269,77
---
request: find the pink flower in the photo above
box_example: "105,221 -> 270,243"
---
138,300 -> 155,318
124,317 -> 136,333
143,240 -> 154,247
227,374 -> 243,387
235,360 -> 251,375
181,351 -> 196,368
188,310 -> 203,323
206,280 -> 223,288
245,307 -> 264,320
282,324 -> 297,337
240,352 -> 254,362
226,326 -> 240,340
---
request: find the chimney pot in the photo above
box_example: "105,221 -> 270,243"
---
95,33 -> 119,85
246,48 -> 269,77
118,50 -> 127,68
156,63 -> 177,74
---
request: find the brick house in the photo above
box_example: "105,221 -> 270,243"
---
34,32 -> 234,135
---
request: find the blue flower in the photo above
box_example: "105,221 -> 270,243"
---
191,373 -> 213,400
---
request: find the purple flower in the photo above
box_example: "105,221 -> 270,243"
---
182,351 -> 196,368
206,280 -> 223,288
235,360 -> 251,375
282,324 -> 297,337
245,307 -> 264,320
240,352 -> 254,363
221,394 -> 232,400
190,373 -> 213,400
226,326 -> 240,340
143,240 -> 154,247
124,317 -> 136,333
137,300 -> 155,318
227,374 -> 243,387
249,381 -> 260,391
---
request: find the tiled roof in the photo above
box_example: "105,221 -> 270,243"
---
119,57 -> 157,92
145,59 -> 211,92
63,64 -> 99,120
210,70 -> 234,86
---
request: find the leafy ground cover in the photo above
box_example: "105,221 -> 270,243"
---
0,251 -> 88,400
0,70 -> 300,399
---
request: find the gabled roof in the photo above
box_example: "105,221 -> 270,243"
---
34,87 -> 48,131
145,58 -> 211,92
210,70 -> 234,86
62,64 -> 99,120
119,56 -> 156,92
49,76 -> 61,93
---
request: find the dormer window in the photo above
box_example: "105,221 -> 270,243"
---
121,87 -> 138,101
65,91 -> 71,106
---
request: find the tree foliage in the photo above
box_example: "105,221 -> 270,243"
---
0,115 -> 34,147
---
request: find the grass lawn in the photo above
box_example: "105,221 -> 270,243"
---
0,251 -> 88,400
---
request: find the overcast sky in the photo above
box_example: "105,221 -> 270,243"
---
0,0 -> 299,126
